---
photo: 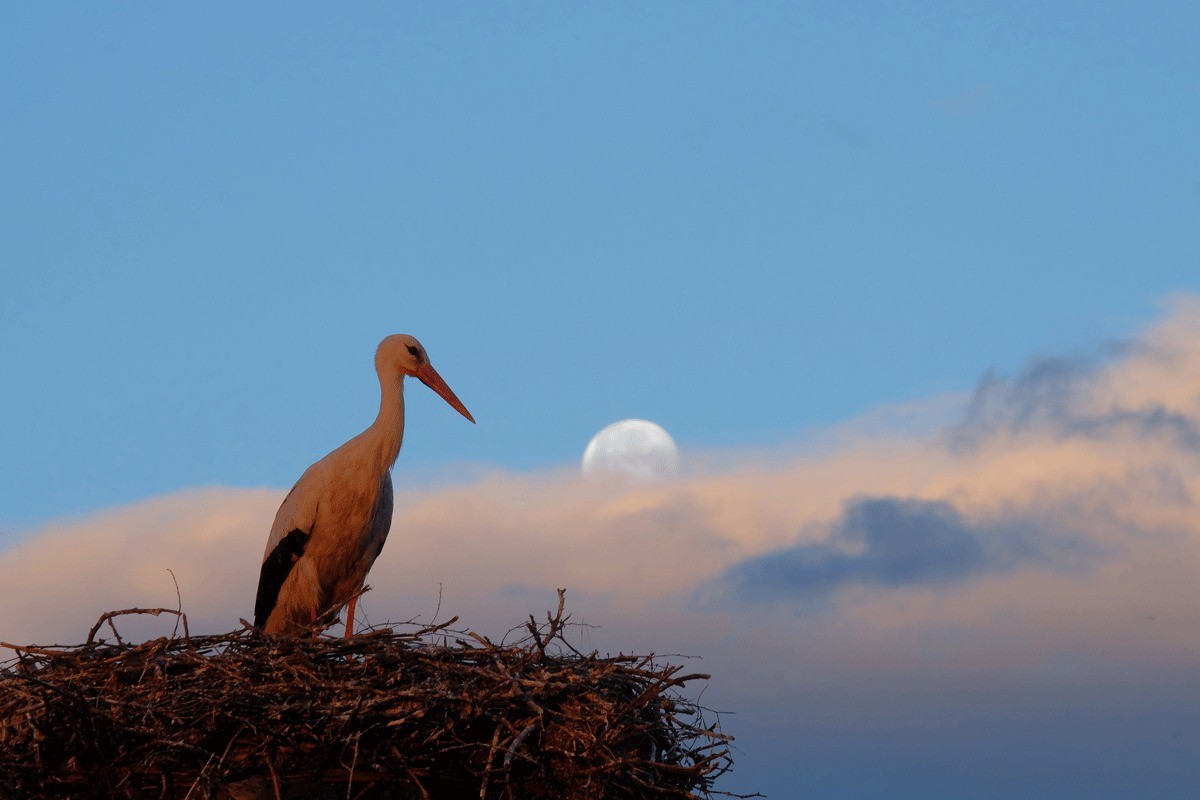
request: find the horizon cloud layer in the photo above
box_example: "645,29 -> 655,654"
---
4,296 -> 1200,797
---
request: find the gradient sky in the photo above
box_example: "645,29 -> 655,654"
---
3,5 -> 1200,798
4,3 -> 1198,530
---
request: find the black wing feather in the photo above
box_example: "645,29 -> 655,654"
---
254,529 -> 310,628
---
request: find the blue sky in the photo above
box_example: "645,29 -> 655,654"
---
4,6 -> 1200,797
4,3 -> 1196,529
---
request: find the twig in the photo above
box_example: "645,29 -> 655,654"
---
503,721 -> 539,767
0,641 -> 77,658
166,568 -> 189,640
105,617 -> 124,645
86,608 -> 188,646
265,752 -> 283,800
346,733 -> 359,800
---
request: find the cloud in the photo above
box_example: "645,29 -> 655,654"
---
947,351 -> 1200,454
0,488 -> 280,646
948,295 -> 1200,456
729,497 -> 987,597
722,495 -> 1096,602
948,354 -> 1097,446
6,295 -> 1200,796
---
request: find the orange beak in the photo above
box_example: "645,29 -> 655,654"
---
416,362 -> 475,423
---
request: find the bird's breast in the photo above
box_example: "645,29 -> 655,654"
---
304,470 -> 390,593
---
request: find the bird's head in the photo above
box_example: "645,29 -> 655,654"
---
376,334 -> 475,423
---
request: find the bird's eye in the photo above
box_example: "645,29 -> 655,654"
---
406,345 -> 423,363
406,346 -> 418,356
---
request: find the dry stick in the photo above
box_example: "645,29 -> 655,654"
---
181,754 -> 215,800
105,617 -> 125,645
478,724 -> 502,800
346,732 -> 360,800
400,763 -> 431,800
430,582 -> 444,626
166,569 -> 189,640
551,587 -> 567,628
502,721 -> 538,767
8,670 -> 88,706
264,755 -> 284,800
0,641 -> 76,658
86,608 -> 187,646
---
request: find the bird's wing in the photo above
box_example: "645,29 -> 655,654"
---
254,470 -> 321,628
254,528 -> 310,627
365,472 -> 394,564
261,473 -> 316,561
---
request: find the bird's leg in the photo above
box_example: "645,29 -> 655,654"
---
344,595 -> 357,638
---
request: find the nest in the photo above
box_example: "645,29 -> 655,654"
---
0,591 -> 739,800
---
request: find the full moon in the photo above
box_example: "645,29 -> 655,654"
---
581,419 -> 680,482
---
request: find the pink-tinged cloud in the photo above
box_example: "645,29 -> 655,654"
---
6,296 -> 1200,796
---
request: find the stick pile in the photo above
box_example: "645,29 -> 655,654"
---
0,591 -> 736,799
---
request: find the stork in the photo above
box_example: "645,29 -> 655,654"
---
253,334 -> 474,636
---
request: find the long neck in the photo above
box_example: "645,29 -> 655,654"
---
367,372 -> 406,472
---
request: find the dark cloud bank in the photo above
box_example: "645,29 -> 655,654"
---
946,350 -> 1200,453
724,496 -> 1092,602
